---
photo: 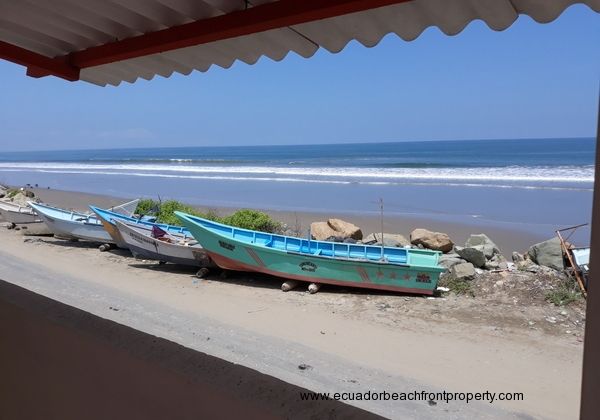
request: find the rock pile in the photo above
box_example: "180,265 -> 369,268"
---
455,234 -> 507,270
440,234 -> 509,283
308,218 -> 572,292
510,237 -> 566,272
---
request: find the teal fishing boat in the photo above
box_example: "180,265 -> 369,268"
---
175,212 -> 444,295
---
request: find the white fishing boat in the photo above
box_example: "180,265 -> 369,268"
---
28,199 -> 140,243
114,219 -> 214,269
0,201 -> 41,224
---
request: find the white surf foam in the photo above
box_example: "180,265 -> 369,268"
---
0,162 -> 593,185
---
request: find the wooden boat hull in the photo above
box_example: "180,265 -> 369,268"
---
175,212 -> 444,295
90,206 -> 193,250
97,214 -> 128,248
29,202 -> 113,243
114,220 -> 213,267
0,202 -> 41,224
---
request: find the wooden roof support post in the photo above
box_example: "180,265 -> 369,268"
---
580,94 -> 600,419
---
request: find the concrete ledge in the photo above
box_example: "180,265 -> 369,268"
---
0,279 -> 380,420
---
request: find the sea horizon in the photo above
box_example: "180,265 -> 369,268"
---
0,135 -> 593,154
0,137 -> 594,245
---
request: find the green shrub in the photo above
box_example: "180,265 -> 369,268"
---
545,279 -> 581,306
221,209 -> 282,233
203,209 -> 221,222
156,200 -> 205,225
135,198 -> 159,216
132,199 -> 282,233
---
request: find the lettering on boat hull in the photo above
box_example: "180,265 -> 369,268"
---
130,231 -> 155,246
219,240 -> 235,251
299,261 -> 317,272
416,273 -> 431,283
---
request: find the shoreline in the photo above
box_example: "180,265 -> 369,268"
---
28,186 -> 554,255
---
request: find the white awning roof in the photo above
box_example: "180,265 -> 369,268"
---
1,0 -> 599,86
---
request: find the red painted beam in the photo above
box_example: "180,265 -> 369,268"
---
69,0 -> 413,69
1,0 -> 413,81
0,40 -> 79,81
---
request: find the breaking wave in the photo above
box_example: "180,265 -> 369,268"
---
0,162 -> 593,190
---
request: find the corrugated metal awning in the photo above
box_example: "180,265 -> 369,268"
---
1,0 -> 599,86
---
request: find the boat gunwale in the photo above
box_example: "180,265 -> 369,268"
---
176,211 -> 443,271
90,206 -> 191,236
114,219 -> 200,248
29,201 -> 102,225
284,249 -> 414,268
0,200 -> 37,215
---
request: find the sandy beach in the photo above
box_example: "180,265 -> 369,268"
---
0,187 -> 587,419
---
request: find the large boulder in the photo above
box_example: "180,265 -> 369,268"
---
449,262 -> 476,280
465,234 -> 500,258
438,254 -> 466,270
311,218 -> 363,241
327,219 -> 362,240
363,232 -> 410,247
410,228 -> 453,253
528,238 -> 564,271
455,246 -> 487,268
310,222 -> 338,241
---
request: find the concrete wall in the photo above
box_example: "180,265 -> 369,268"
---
0,280 -> 378,420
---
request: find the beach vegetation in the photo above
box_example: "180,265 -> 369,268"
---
135,198 -> 159,216
438,276 -> 474,297
156,200 -> 211,225
545,278 -> 581,306
221,209 -> 282,233
134,199 -> 281,233
6,188 -> 19,198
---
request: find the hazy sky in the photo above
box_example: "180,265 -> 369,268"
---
0,5 -> 598,152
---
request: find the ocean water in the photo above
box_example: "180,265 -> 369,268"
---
0,138 -> 595,243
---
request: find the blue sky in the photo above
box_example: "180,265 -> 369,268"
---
0,4 -> 598,151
